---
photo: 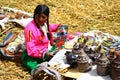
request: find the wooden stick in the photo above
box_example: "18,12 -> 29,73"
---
0,27 -> 12,36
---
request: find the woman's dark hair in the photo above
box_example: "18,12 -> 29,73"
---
33,4 -> 51,40
34,4 -> 49,18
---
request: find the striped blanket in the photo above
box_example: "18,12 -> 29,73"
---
0,31 -> 25,59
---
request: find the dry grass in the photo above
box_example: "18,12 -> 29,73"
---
1,0 -> 120,35
0,0 -> 120,80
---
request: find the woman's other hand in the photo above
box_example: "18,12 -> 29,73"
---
45,52 -> 53,61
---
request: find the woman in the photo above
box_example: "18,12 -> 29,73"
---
22,4 -> 61,73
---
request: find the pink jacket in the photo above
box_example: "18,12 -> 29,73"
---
24,20 -> 60,58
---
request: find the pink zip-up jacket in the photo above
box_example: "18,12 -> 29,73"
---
24,20 -> 60,58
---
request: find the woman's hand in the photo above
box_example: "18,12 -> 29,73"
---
45,52 -> 53,61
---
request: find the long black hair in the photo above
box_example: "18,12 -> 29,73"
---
33,4 -> 51,40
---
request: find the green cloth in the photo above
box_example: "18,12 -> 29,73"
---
21,45 -> 58,74
21,50 -> 45,74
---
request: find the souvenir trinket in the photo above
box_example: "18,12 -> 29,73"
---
96,50 -> 110,76
110,54 -> 120,80
107,48 -> 116,63
76,48 -> 92,72
72,39 -> 92,72
72,42 -> 81,55
65,51 -> 77,68
52,25 -> 68,48
72,37 -> 86,54
86,45 -> 101,64
15,11 -> 22,19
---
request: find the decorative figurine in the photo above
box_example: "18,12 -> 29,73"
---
107,48 -> 117,63
72,38 -> 92,72
85,45 -> 101,64
96,49 -> 110,76
72,42 -> 81,55
76,47 -> 92,72
65,51 -> 77,68
110,54 -> 120,80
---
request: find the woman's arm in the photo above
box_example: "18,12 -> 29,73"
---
24,26 -> 48,59
49,24 -> 61,32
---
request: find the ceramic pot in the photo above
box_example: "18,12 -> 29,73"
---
15,11 -> 22,19
65,51 -> 77,68
110,54 -> 120,80
85,45 -> 101,65
23,14 -> 29,18
77,48 -> 92,72
107,48 -> 117,63
72,43 -> 81,55
96,53 -> 110,76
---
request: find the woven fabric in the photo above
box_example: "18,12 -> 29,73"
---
52,25 -> 68,48
0,31 -> 18,58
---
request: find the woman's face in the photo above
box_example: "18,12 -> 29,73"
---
36,13 -> 48,26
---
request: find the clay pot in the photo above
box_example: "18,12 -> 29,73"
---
72,43 -> 81,55
15,11 -> 22,19
77,48 -> 92,72
65,51 -> 77,68
107,48 -> 117,63
23,14 -> 29,19
86,46 -> 101,64
96,53 -> 110,76
72,41 -> 92,72
110,54 -> 120,80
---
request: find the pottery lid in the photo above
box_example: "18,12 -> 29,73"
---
98,53 -> 108,61
111,54 -> 120,68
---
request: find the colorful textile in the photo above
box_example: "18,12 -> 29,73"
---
52,25 -> 68,49
0,31 -> 21,58
6,32 -> 25,53
0,31 -> 19,47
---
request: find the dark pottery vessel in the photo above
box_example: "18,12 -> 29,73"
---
72,43 -> 82,55
107,48 -> 117,63
65,51 -> 78,68
76,48 -> 92,72
110,54 -> 120,80
96,52 -> 110,76
72,37 -> 87,55
86,46 -> 101,64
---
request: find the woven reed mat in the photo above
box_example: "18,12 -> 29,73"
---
32,64 -> 81,80
46,64 -> 82,80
